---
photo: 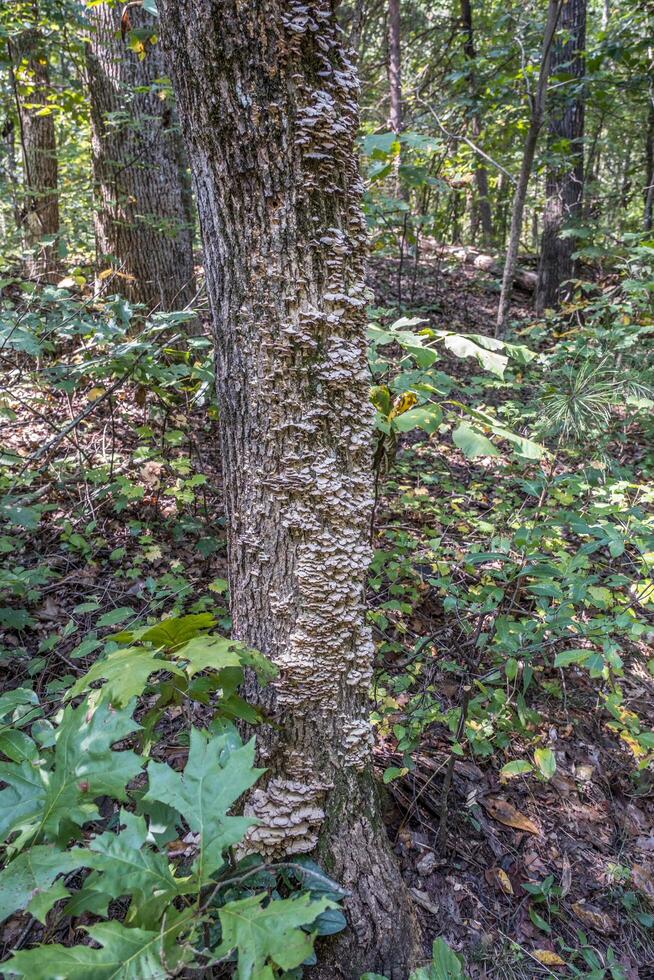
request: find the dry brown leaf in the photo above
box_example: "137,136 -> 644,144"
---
485,867 -> 514,895
571,901 -> 616,934
560,853 -> 572,897
482,797 -> 540,835
632,863 -> 654,906
533,949 -> 566,967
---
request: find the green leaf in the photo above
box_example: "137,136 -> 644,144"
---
66,647 -> 183,706
0,701 -> 142,846
0,729 -> 39,763
119,613 -> 216,649
553,648 -> 593,668
143,728 -> 262,884
392,404 -> 443,434
0,845 -> 88,924
97,607 -> 134,628
410,937 -> 466,979
172,635 -> 242,677
534,747 -> 557,780
214,892 -> 334,978
84,811 -> 188,928
500,760 -> 533,779
452,423 -> 499,459
4,916 -> 192,979
443,334 -> 507,378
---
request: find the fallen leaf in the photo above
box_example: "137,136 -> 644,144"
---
571,901 -> 616,934
632,864 -> 654,906
533,949 -> 566,967
485,867 -> 514,895
35,597 -> 62,621
560,853 -> 572,897
409,888 -> 440,916
482,797 -> 540,835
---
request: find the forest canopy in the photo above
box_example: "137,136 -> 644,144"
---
0,1 -> 653,978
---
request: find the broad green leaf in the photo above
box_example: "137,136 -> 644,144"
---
534,748 -> 557,780
0,845 -> 88,924
0,729 -> 39,763
0,701 -> 142,846
411,937 -> 466,979
553,648 -> 593,668
66,647 -> 182,706
97,607 -> 134,628
118,613 -> 216,649
214,891 -> 333,979
443,334 -> 507,378
392,404 -> 442,434
143,729 -> 262,883
4,916 -> 192,979
84,811 -> 188,928
452,423 -> 499,459
500,760 -> 533,779
172,635 -> 242,677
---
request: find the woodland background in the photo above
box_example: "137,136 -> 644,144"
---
0,0 -> 653,978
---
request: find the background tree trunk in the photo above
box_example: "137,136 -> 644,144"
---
387,0 -> 403,135
8,12 -> 59,279
84,2 -> 194,310
460,0 -> 492,246
536,0 -> 586,312
643,100 -> 654,231
497,0 -> 561,334
159,1 -> 421,977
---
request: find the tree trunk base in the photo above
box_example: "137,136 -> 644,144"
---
311,770 -> 423,980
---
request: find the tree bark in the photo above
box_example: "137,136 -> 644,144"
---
158,2 -> 421,976
460,0 -> 492,246
8,10 -> 60,279
643,101 -> 654,232
84,2 -> 194,310
387,0 -> 403,135
497,0 -> 561,334
536,0 -> 586,312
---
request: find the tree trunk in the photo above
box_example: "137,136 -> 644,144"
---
84,2 -> 195,310
536,0 -> 586,312
497,0 -> 561,334
644,101 -> 654,232
158,2 -> 421,977
460,0 -> 492,246
387,0 -> 403,135
8,12 -> 60,279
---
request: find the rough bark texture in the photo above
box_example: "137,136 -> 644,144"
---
460,0 -> 492,247
497,0 -> 561,334
9,19 -> 59,278
536,0 -> 586,311
85,3 -> 194,310
159,2 -> 421,976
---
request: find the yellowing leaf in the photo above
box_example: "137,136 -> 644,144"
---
534,747 -> 557,780
389,391 -> 418,419
533,949 -> 566,967
87,387 -> 106,402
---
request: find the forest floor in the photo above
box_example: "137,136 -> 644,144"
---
1,254 -> 653,977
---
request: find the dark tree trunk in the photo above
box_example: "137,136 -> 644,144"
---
497,0 -> 561,334
158,2 -> 421,977
8,13 -> 60,278
536,0 -> 586,312
460,0 -> 492,246
84,2 -> 195,310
